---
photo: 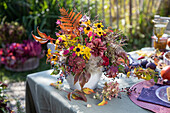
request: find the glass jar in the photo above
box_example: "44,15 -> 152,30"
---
152,36 -> 167,50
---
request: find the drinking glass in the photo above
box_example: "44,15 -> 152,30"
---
152,19 -> 169,50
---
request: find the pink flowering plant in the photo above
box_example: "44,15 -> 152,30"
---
0,40 -> 43,68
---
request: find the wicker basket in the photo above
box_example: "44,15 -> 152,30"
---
5,57 -> 40,72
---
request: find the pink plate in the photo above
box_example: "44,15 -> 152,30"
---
128,79 -> 170,113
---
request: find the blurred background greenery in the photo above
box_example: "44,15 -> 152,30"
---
0,0 -> 170,82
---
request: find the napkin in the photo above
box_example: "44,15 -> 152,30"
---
137,84 -> 170,108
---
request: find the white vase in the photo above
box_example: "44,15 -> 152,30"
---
47,42 -> 103,90
47,42 -> 56,53
66,69 -> 102,90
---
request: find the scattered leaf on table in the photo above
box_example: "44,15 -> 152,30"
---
82,87 -> 95,94
72,94 -> 84,101
127,72 -> 131,78
73,89 -> 87,102
50,83 -> 61,90
97,97 -> 108,106
67,92 -> 72,101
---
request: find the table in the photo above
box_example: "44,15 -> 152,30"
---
26,49 -> 153,113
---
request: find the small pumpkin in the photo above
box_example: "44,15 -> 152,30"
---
167,38 -> 170,47
161,66 -> 170,80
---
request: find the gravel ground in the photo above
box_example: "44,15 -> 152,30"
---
6,82 -> 26,112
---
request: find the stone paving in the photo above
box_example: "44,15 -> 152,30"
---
6,81 -> 26,112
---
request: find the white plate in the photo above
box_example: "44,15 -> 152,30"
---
155,86 -> 170,104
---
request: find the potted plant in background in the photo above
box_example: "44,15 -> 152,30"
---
0,40 -> 44,72
0,21 -> 44,71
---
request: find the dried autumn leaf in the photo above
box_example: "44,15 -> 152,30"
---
67,92 -> 72,101
32,27 -> 56,44
127,72 -> 131,78
74,90 -> 87,102
32,33 -> 48,44
71,94 -> 85,101
82,88 -> 95,94
79,73 -> 87,89
37,27 -> 48,39
74,72 -> 81,85
97,97 -> 108,106
50,83 -> 61,90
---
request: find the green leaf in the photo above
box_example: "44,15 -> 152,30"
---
75,37 -> 80,39
154,76 -> 158,83
118,65 -> 125,69
51,69 -> 60,75
145,74 -> 151,80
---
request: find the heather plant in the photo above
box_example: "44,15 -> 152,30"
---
0,40 -> 43,68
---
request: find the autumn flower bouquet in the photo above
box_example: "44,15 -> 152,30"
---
32,7 -> 129,90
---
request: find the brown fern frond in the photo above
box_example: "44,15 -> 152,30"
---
59,7 -> 68,16
58,7 -> 82,37
68,9 -> 73,17
72,12 -> 81,24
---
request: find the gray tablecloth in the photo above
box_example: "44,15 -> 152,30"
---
26,50 -> 153,113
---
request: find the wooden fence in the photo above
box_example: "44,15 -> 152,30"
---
61,0 -> 165,34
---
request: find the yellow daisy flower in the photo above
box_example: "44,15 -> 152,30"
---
50,55 -> 59,65
60,35 -> 67,41
95,29 -> 106,37
94,23 -> 104,29
83,46 -> 91,60
59,35 -> 76,48
97,30 -> 103,37
73,44 -> 84,56
46,48 -> 51,57
55,39 -> 60,44
84,25 -> 92,34
84,20 -> 91,25
51,55 -> 58,61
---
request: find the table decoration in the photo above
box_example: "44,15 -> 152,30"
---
32,7 -> 129,89
138,84 -> 170,108
32,7 -> 159,106
129,80 -> 170,113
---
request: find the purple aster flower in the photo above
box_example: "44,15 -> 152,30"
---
56,20 -> 61,24
63,50 -> 69,55
69,46 -> 74,50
